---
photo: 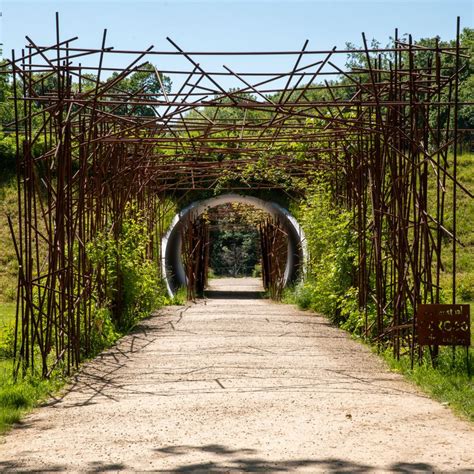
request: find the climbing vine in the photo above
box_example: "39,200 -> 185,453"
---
86,204 -> 169,351
287,185 -> 359,325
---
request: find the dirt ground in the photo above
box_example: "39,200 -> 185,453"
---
0,278 -> 473,472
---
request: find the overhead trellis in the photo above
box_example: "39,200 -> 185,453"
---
3,13 -> 472,376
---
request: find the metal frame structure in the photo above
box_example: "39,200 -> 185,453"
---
4,14 -> 471,376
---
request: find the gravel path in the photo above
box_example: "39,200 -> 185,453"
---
0,278 -> 473,472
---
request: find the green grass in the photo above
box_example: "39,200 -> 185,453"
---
0,361 -> 64,433
382,347 -> 474,422
0,301 -> 15,336
170,285 -> 188,305
0,180 -> 19,303
0,302 -> 15,359
436,153 -> 474,308
0,302 -> 66,433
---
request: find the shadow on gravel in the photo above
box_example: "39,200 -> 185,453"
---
153,444 -> 439,473
0,451 -> 452,474
36,316 -> 179,409
204,290 -> 264,299
0,460 -> 126,472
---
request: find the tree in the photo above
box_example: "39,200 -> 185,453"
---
210,229 -> 260,277
344,29 -> 474,142
109,62 -> 172,117
207,203 -> 265,277
0,60 -> 14,129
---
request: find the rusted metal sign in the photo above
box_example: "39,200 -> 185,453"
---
417,304 -> 471,346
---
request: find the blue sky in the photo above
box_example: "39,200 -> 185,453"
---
1,1 -> 472,90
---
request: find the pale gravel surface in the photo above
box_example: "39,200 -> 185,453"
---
0,278 -> 473,473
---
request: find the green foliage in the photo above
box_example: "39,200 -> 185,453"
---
109,62 -> 171,117
0,132 -> 16,179
86,306 -> 120,356
382,347 -> 474,422
0,129 -> 47,181
0,299 -> 66,433
0,368 -> 65,434
252,263 -> 262,278
169,286 -> 187,305
345,28 -> 474,133
0,324 -> 15,359
210,229 -> 259,277
187,90 -> 263,125
87,204 -> 168,332
0,182 -> 18,303
458,273 -> 474,301
0,303 -> 16,358
207,203 -> 265,277
0,61 -> 14,130
288,186 -> 356,323
339,287 -> 369,334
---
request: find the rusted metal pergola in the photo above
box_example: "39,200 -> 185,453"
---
4,14 -> 472,376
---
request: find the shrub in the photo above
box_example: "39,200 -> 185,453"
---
252,263 -> 262,278
87,203 -> 168,338
292,186 -> 356,323
170,286 -> 187,305
86,305 -> 120,355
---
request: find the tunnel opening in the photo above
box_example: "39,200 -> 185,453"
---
208,203 -> 264,279
162,194 -> 306,299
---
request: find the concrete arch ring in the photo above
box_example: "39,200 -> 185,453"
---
161,193 -> 307,296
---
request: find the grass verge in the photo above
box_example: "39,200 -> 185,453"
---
381,347 -> 474,422
0,297 -> 177,435
0,302 -> 66,434
0,363 -> 65,433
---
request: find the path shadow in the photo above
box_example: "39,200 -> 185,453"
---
0,459 -> 126,472
153,444 -> 439,473
0,444 -> 455,474
204,290 -> 264,300
37,309 -> 187,409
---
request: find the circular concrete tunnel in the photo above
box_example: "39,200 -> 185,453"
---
161,193 -> 307,296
